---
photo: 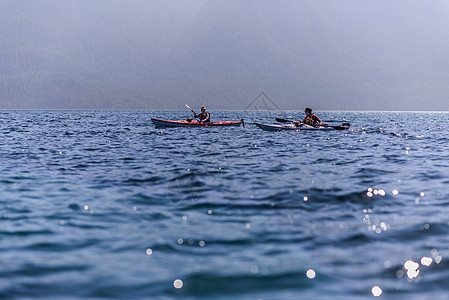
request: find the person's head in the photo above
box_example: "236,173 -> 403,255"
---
305,107 -> 312,115
201,105 -> 206,112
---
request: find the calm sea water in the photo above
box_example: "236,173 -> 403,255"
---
1,110 -> 449,299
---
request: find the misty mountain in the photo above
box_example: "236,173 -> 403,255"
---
1,0 -> 449,110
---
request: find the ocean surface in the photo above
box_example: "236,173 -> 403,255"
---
1,110 -> 449,299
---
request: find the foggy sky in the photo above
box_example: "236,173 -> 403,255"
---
1,0 -> 449,111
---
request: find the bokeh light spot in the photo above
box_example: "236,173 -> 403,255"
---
421,257 -> 432,266
404,260 -> 420,279
372,286 -> 382,297
306,269 -> 316,279
173,279 -> 183,289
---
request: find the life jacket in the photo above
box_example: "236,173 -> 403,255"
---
303,114 -> 321,125
197,112 -> 211,123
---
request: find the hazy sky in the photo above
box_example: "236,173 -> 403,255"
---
1,0 -> 449,110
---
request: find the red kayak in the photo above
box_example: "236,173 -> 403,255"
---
151,118 -> 244,128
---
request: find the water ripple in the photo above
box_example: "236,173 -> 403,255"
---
1,111 -> 449,299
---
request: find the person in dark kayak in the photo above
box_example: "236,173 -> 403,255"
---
194,106 -> 211,123
298,107 -> 322,125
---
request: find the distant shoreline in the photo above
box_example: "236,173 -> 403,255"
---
1,109 -> 448,113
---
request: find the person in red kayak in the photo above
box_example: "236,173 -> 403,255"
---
194,106 -> 211,123
295,107 -> 322,126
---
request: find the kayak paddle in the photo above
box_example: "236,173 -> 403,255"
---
185,104 -> 197,116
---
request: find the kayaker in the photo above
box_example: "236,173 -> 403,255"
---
194,106 -> 211,123
295,107 -> 322,125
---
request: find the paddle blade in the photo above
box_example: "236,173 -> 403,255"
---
275,118 -> 294,123
185,104 -> 196,116
331,123 -> 350,130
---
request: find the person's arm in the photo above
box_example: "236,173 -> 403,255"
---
315,115 -> 322,124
